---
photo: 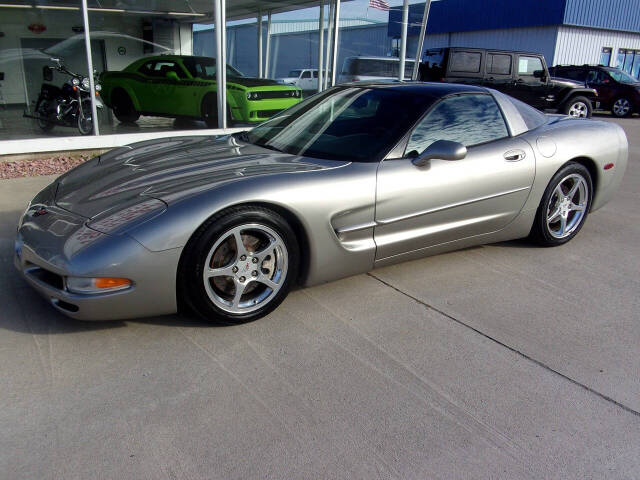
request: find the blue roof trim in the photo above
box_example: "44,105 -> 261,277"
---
388,0 -> 640,37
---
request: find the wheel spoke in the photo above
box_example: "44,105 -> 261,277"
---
570,202 -> 585,212
232,280 -> 247,307
547,207 -> 561,223
232,229 -> 249,259
554,184 -> 565,199
256,274 -> 279,291
567,179 -> 581,200
559,215 -> 567,235
205,264 -> 235,278
254,237 -> 282,257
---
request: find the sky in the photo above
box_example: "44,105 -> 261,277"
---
194,0 -> 426,29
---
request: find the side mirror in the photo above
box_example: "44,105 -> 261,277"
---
411,140 -> 467,167
43,66 -> 53,82
533,69 -> 547,81
165,71 -> 180,81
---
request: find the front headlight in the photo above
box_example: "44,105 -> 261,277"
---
95,83 -> 102,92
81,77 -> 90,89
87,198 -> 166,235
72,77 -> 80,86
246,91 -> 260,100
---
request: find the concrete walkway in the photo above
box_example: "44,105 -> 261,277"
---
1,118 -> 638,479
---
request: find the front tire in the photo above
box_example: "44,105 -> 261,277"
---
563,96 -> 592,118
179,206 -> 300,324
112,89 -> 140,124
530,162 -> 592,246
611,97 -> 632,118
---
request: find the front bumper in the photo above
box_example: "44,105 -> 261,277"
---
15,201 -> 181,321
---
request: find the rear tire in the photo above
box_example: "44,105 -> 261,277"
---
178,206 -> 300,324
112,89 -> 140,124
530,162 -> 592,247
563,96 -> 592,118
35,98 -> 55,132
611,97 -> 632,118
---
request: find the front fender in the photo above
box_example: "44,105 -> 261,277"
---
559,88 -> 598,106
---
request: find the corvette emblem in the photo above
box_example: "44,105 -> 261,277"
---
32,207 -> 48,217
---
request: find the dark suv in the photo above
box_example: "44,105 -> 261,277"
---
548,65 -> 640,117
419,47 -> 598,118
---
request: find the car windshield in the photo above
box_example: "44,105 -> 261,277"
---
606,69 -> 638,84
288,70 -> 303,77
244,87 -> 434,162
182,57 -> 243,79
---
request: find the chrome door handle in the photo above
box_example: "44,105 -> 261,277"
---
503,150 -> 526,161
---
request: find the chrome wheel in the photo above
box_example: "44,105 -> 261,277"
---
546,173 -> 588,239
202,223 -> 288,314
612,98 -> 631,117
567,101 -> 588,118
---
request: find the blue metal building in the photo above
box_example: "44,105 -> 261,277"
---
389,0 -> 640,77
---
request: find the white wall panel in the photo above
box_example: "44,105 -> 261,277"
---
554,26 -> 640,66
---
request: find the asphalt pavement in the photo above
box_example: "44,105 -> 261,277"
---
1,117 -> 639,479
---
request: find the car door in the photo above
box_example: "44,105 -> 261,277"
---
512,54 -> 548,108
587,69 -> 616,109
374,93 -> 535,259
300,70 -> 313,90
134,60 -> 190,116
484,52 -> 514,93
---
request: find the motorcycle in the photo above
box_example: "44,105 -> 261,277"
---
30,58 -> 103,135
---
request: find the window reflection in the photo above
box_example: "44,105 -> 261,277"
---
406,95 -> 509,155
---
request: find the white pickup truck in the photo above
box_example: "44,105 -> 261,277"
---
277,69 -> 321,90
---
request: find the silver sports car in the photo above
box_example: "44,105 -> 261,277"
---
15,83 -> 628,323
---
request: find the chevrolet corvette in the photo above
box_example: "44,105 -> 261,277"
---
15,83 -> 628,323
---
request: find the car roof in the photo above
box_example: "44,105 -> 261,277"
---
428,47 -> 543,56
344,56 -> 414,62
338,81 -> 489,97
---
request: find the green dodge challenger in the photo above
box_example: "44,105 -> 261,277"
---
100,55 -> 303,127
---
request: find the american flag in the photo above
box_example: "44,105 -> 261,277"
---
369,0 -> 390,11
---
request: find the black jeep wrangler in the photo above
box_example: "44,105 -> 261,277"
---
419,47 -> 598,118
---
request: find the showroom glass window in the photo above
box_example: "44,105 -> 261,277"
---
405,94 -> 509,155
600,47 -> 612,67
88,4 -> 210,135
0,3 -> 91,140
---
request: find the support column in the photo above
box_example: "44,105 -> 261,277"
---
265,12 -> 272,79
412,0 -> 431,80
80,0 -> 99,135
317,1 -> 324,92
257,11 -> 263,78
398,0 -> 409,81
324,0 -> 334,89
214,0 -> 227,128
330,0 -> 341,87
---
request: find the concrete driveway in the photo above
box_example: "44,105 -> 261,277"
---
1,118 -> 639,479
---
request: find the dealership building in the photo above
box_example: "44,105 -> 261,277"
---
389,0 -> 640,75
0,0 -> 639,156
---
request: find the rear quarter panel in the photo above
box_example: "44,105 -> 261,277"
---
519,117 -> 628,214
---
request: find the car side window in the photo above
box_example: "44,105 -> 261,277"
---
301,71 -> 311,79
517,56 -> 544,76
313,71 -> 319,78
449,51 -> 482,73
487,53 -> 511,75
405,94 -> 509,155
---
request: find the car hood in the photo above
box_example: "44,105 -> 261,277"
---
54,135 -> 343,220
549,76 -> 587,88
228,76 -> 284,88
